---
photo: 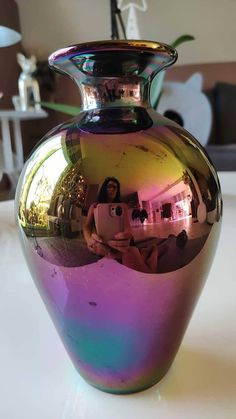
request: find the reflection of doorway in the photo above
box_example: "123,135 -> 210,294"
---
141,200 -> 151,222
84,184 -> 99,209
152,210 -> 156,223
162,203 -> 172,219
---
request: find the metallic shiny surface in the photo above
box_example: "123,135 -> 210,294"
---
16,41 -> 222,394
48,40 -> 177,111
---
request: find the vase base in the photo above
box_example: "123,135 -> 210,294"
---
80,364 -> 172,395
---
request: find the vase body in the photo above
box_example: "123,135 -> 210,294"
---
15,41 -> 222,394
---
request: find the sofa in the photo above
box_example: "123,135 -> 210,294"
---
166,62 -> 236,171
205,82 -> 236,171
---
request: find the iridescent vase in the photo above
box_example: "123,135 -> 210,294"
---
15,41 -> 222,394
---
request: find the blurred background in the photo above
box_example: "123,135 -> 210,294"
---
0,0 -> 236,199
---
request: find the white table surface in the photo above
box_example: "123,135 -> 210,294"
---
0,172 -> 235,419
0,109 -> 48,120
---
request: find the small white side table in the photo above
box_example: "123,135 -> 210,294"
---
0,109 -> 48,174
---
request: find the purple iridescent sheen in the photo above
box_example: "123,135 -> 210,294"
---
16,41 -> 222,394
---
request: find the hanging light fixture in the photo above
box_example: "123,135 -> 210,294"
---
0,0 -> 21,47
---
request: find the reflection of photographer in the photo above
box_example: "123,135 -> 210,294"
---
94,203 -> 126,243
83,177 -> 132,257
83,177 -> 191,273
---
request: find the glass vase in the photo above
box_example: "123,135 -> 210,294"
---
15,40 -> 222,394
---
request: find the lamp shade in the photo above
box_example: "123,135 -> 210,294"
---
0,0 -> 21,47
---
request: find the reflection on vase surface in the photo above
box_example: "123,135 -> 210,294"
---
16,41 -> 222,394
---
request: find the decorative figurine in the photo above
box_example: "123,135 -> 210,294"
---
17,53 -> 41,111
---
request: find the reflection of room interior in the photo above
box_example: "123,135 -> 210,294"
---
21,167 -> 214,272
127,173 -> 212,243
17,125 -> 218,272
20,149 -> 215,243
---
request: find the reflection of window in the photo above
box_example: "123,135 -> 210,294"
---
25,149 -> 67,228
174,197 -> 191,220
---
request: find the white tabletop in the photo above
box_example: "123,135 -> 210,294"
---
0,109 -> 48,120
0,172 -> 235,419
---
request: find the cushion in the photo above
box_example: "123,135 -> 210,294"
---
205,144 -> 236,171
214,82 -> 236,145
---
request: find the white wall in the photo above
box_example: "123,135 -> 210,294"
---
17,0 -> 236,65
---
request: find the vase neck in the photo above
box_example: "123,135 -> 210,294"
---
79,76 -> 149,110
49,40 -> 177,112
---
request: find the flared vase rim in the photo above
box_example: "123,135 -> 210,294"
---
48,39 -> 178,69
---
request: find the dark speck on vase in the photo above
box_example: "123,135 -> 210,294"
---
89,301 -> 97,306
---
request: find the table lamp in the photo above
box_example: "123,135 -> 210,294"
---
0,0 -> 21,47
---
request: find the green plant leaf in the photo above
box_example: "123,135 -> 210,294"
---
151,34 -> 195,109
35,101 -> 81,116
150,72 -> 165,109
171,34 -> 195,49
